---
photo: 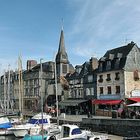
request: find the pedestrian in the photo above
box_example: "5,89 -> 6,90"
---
87,111 -> 91,118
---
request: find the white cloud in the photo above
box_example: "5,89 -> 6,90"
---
67,0 -> 140,60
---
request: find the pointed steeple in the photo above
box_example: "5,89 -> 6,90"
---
55,25 -> 70,77
58,28 -> 65,53
56,27 -> 69,64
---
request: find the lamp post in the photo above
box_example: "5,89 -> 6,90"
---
40,58 -> 44,140
54,57 -> 59,125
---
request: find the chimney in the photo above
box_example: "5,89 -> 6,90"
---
90,57 -> 98,70
27,60 -> 37,70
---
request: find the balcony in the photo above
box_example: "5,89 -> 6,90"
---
98,79 -> 103,83
106,78 -> 111,81
115,77 -> 120,81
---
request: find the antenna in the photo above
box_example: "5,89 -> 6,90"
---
123,33 -> 132,44
125,36 -> 129,44
61,18 -> 64,30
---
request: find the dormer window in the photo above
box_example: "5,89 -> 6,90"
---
98,75 -> 103,83
114,58 -> 120,69
106,74 -> 111,81
106,60 -> 111,70
99,62 -> 103,72
115,72 -> 120,80
109,54 -> 114,60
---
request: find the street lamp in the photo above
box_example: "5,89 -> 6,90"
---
40,58 -> 44,140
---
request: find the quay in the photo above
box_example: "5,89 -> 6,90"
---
51,114 -> 140,140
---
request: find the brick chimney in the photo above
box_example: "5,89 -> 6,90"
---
90,57 -> 98,70
27,60 -> 37,70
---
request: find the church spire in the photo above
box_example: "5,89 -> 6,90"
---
56,25 -> 69,64
55,24 -> 70,77
58,28 -> 65,53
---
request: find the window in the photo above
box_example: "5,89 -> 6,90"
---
99,63 -> 103,72
116,86 -> 120,94
98,75 -> 103,83
115,72 -> 120,80
25,88 -> 29,96
90,88 -> 94,95
106,74 -> 111,81
62,64 -> 67,74
106,60 -> 111,70
63,126 -> 70,138
71,128 -> 82,135
88,75 -> 93,82
107,86 -> 111,94
86,88 -> 90,96
100,87 -> 103,94
34,79 -> 39,86
134,70 -> 139,81
114,58 -> 120,69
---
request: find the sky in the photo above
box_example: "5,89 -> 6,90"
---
0,0 -> 140,73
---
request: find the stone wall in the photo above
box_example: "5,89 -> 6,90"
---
125,71 -> 140,98
82,118 -> 140,137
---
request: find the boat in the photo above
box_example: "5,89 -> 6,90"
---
47,124 -> 109,140
8,112 -> 53,137
0,116 -> 13,135
23,129 -> 48,140
23,124 -> 60,140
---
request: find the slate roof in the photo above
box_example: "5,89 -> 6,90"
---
103,41 -> 135,59
65,59 -> 97,80
98,41 -> 137,72
23,61 -> 54,74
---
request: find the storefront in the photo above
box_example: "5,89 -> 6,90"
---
59,99 -> 88,115
92,99 -> 124,117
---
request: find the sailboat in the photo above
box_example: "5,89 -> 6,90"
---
0,67 -> 14,135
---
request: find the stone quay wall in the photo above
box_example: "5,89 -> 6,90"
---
82,118 -> 140,137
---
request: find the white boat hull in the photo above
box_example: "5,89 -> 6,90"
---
0,129 -> 13,136
8,123 -> 34,137
13,129 -> 28,137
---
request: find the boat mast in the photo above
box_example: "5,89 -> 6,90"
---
7,64 -> 10,114
3,70 -> 7,113
18,55 -> 23,116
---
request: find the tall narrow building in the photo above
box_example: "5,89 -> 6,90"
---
55,27 -> 70,77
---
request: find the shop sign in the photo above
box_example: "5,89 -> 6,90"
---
131,90 -> 140,97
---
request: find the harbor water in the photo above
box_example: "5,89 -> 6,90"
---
0,134 -> 123,140
0,136 -> 22,140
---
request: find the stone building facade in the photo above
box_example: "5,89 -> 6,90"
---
61,57 -> 98,115
94,41 -> 140,116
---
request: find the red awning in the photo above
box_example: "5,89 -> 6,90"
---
92,99 -> 123,105
128,98 -> 140,102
